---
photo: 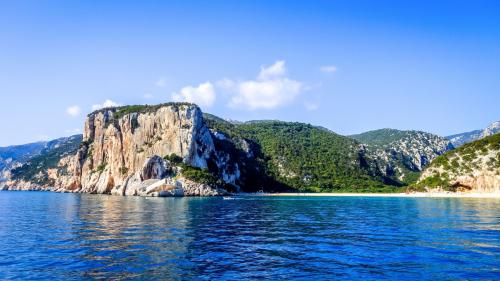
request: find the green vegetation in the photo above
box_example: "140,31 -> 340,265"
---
163,152 -> 237,191
164,153 -> 183,164
416,133 -> 500,191
417,174 -> 451,189
179,164 -> 219,185
428,133 -> 500,172
350,128 -> 415,147
89,102 -> 195,119
119,167 -> 129,175
95,163 -> 107,174
204,116 -> 398,193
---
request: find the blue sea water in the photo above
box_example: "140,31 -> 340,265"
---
0,192 -> 498,280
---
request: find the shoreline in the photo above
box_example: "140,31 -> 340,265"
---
2,189 -> 500,199
246,192 -> 500,198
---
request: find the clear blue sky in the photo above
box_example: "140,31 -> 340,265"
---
1,0 -> 499,146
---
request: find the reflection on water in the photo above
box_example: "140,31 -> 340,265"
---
0,192 -> 499,280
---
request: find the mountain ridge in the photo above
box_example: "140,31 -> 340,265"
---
3,103 -> 399,194
2,103 -> 498,195
447,121 -> 500,147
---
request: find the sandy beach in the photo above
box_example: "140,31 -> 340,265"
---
253,192 -> 500,198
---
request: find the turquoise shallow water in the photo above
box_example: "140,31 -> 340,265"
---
0,192 -> 499,280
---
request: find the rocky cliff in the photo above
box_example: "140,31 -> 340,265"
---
351,129 -> 454,184
6,103 -> 237,196
418,133 -> 500,193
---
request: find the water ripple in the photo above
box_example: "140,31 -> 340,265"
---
0,192 -> 499,280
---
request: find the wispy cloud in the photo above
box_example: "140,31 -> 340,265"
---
171,82 -> 216,107
66,105 -> 81,117
258,60 -> 286,80
225,60 -> 303,110
92,99 -> 121,110
143,93 -> 154,100
320,65 -> 338,73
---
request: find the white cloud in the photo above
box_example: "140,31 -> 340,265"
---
304,102 -> 319,111
171,82 -> 216,107
92,99 -> 121,110
320,65 -> 338,73
258,60 -> 286,80
227,60 -> 303,110
230,79 -> 302,110
66,106 -> 81,117
155,77 -> 167,87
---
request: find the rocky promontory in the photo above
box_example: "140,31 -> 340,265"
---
4,103 -> 238,196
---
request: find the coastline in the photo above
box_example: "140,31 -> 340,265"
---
2,188 -> 500,199
249,192 -> 500,198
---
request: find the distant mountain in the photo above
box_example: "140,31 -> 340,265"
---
482,121 -> 500,137
417,133 -> 499,193
447,121 -> 500,147
0,142 -> 47,172
350,129 -> 454,184
0,135 -> 82,187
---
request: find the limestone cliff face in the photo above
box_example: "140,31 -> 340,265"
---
374,131 -> 454,171
54,103 -> 234,196
352,129 -> 454,183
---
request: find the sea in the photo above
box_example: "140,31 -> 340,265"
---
0,191 -> 498,280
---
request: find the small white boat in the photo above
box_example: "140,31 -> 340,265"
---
223,197 -> 236,200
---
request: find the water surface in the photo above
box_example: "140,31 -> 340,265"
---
0,192 -> 498,280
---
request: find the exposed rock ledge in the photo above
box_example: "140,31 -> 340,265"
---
3,156 -> 228,197
3,177 -> 227,197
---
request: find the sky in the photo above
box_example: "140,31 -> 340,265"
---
0,0 -> 499,146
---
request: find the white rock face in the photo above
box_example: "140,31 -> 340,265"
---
53,104 -> 231,196
481,121 -> 500,138
368,131 -> 454,181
